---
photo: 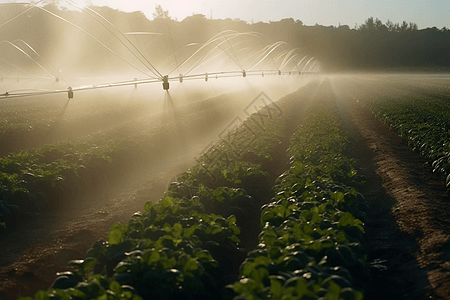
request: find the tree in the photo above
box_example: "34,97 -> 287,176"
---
400,21 -> 409,31
386,19 -> 395,32
359,17 -> 386,32
409,22 -> 418,31
153,4 -> 170,19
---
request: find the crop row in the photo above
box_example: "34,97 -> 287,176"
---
0,94 -> 157,157
0,93 -> 249,231
19,89 -> 296,299
364,93 -> 450,187
0,125 -> 158,231
228,96 -> 368,299
20,84 -> 368,299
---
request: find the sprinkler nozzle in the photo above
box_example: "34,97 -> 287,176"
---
162,75 -> 169,90
68,87 -> 73,99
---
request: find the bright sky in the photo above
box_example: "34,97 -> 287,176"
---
7,0 -> 450,29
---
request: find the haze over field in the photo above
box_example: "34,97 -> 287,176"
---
2,1 -> 450,300
0,0 -> 449,87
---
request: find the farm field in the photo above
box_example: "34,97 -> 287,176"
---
1,74 -> 450,299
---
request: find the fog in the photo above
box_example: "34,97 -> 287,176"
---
0,2 -> 322,164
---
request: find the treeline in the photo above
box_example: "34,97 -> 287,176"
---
0,3 -> 448,74
358,17 -> 419,33
300,17 -> 450,71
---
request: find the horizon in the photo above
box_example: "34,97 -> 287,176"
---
1,0 -> 449,30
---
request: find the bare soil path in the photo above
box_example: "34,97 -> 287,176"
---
330,76 -> 450,299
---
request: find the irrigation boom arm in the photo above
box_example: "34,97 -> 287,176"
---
0,69 -> 318,100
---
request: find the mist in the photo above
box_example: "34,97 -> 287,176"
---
2,2 -> 450,300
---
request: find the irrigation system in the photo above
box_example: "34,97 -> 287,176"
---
0,1 -> 321,100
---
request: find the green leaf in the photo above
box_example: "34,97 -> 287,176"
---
194,250 -> 211,260
301,224 -> 313,235
230,235 -> 240,243
331,191 -> 345,202
325,281 -> 341,300
231,278 -> 261,294
252,266 -> 269,282
84,257 -> 97,270
108,223 -> 126,245
261,229 -> 277,246
241,261 -> 256,277
230,224 -> 241,235
183,257 -> 198,273
164,223 -> 172,233
293,161 -> 303,174
338,212 -> 354,227
109,280 -> 121,294
142,249 -> 160,265
97,294 -> 108,300
184,224 -> 200,237
211,225 -> 222,235
144,201 -> 153,212
161,196 -> 174,208
173,223 -> 182,238
354,290 -> 364,300
35,290 -> 51,300
254,256 -> 271,267
227,215 -> 237,225
270,276 -> 283,299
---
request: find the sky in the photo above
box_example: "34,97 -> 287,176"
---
4,0 -> 450,29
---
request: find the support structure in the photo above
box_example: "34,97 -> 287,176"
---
162,75 -> 169,90
68,87 -> 73,99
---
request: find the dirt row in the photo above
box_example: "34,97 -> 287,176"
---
334,80 -> 450,299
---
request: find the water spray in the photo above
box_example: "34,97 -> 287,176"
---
0,7 -> 321,100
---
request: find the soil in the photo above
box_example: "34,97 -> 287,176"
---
2,76 -> 450,299
332,76 -> 450,299
348,103 -> 450,300
0,163 -> 185,300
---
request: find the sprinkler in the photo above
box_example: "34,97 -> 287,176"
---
68,87 -> 73,99
243,70 -> 246,77
162,75 -> 169,90
179,74 -> 183,83
134,78 -> 137,88
205,73 -> 208,82
278,70 -> 281,75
